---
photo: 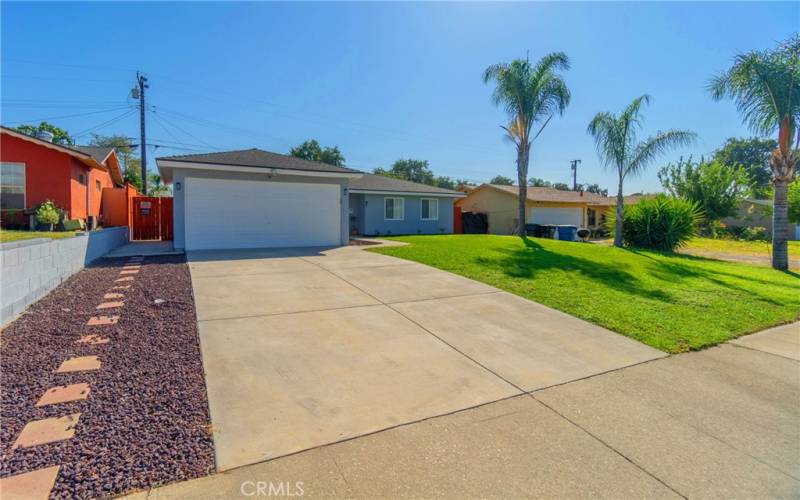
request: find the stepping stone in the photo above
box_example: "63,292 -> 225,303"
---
12,414 -> 80,449
76,334 -> 110,345
104,293 -> 124,299
86,315 -> 119,326
115,276 -> 135,282
36,383 -> 90,407
0,466 -> 60,500
119,269 -> 139,275
113,285 -> 131,290
122,265 -> 141,270
96,301 -> 123,310
56,356 -> 101,373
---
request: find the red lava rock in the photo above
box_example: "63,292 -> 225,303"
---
0,256 -> 215,498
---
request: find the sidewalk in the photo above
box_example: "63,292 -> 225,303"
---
130,323 -> 800,499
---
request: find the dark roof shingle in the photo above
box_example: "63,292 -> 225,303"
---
73,146 -> 115,163
157,148 -> 360,174
349,173 -> 464,196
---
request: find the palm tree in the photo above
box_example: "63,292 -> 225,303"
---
709,35 -> 799,270
587,95 -> 696,247
483,53 -> 571,236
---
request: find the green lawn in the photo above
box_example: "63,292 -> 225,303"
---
370,235 -> 799,353
684,237 -> 800,256
0,230 -> 77,243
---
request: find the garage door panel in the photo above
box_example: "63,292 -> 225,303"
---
186,177 -> 341,250
530,207 -> 584,227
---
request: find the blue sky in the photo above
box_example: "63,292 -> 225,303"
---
2,2 -> 797,193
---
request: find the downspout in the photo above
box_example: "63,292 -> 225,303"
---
86,168 -> 91,228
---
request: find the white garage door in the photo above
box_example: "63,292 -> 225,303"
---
530,207 -> 584,227
185,177 -> 341,250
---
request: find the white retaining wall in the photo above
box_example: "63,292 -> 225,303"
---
0,227 -> 129,326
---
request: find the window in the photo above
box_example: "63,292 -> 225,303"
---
587,208 -> 596,226
384,197 -> 404,220
1,163 -> 25,210
96,180 -> 102,191
420,198 -> 438,220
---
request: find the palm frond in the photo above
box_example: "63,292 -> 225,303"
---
627,129 -> 697,178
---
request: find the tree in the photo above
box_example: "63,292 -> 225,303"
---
15,122 -> 73,145
89,134 -> 143,191
588,95 -> 696,247
289,139 -> 345,166
374,159 -> 435,185
528,177 -> 551,187
484,53 -> 571,235
709,35 -> 800,270
712,137 -> 777,196
148,173 -> 171,197
579,183 -> 609,196
658,157 -> 751,226
788,178 -> 800,224
434,176 -> 456,190
490,175 -> 514,185
552,182 -> 571,191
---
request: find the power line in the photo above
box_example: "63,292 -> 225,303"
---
72,109 -> 137,138
2,106 -> 134,125
149,109 -> 224,151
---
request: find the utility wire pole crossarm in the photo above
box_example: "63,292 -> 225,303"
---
133,72 -> 149,195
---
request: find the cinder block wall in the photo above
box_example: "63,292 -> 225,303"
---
0,227 -> 128,326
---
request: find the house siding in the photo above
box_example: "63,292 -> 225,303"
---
354,193 -> 454,236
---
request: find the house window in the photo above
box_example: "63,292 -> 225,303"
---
384,197 -> 404,220
0,162 -> 25,209
96,180 -> 102,191
587,208 -> 596,226
420,198 -> 438,220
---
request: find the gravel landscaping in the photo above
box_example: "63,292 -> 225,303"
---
0,255 -> 215,498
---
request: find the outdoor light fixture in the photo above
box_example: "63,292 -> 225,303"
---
175,182 -> 181,191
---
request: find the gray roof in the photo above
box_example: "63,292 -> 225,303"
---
73,145 -> 115,163
349,172 -> 463,196
157,148 -> 360,174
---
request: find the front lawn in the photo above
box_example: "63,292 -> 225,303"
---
683,237 -> 800,256
370,235 -> 799,353
0,230 -> 77,243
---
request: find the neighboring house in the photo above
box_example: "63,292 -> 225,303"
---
0,126 -> 124,226
348,173 -> 464,236
722,198 -> 799,240
156,149 -> 466,250
456,184 -> 634,234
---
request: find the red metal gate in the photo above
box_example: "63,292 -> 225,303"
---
131,197 -> 173,241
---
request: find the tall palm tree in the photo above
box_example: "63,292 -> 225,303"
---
483,53 -> 571,236
587,95 -> 696,247
709,35 -> 799,270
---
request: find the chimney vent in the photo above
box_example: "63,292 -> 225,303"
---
37,130 -> 54,143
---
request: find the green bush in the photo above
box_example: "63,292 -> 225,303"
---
606,195 -> 703,251
35,200 -> 60,226
714,225 -> 770,241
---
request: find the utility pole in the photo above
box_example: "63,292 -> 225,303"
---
133,72 -> 149,195
570,159 -> 581,191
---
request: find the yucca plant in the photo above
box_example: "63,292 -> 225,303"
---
606,195 -> 703,251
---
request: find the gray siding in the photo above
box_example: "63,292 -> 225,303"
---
353,194 -> 454,236
171,168 -> 349,250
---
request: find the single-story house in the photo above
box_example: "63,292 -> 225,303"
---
455,184 -> 635,234
722,198 -> 799,240
156,149 -> 466,250
348,173 -> 464,236
0,126 -> 125,226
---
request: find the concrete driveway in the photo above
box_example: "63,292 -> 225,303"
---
188,245 -> 664,472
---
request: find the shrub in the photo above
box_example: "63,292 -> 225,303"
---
35,200 -> 60,226
606,195 -> 703,251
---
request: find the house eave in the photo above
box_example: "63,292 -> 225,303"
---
348,189 -> 465,198
156,159 -> 363,184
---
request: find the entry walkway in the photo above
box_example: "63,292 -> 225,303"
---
105,241 -> 183,258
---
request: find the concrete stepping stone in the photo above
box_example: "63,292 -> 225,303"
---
56,356 -> 101,373
115,276 -> 135,282
96,301 -> 124,310
113,285 -> 131,290
86,315 -> 119,326
0,465 -> 60,500
122,265 -> 141,270
12,414 -> 80,449
104,293 -> 124,299
76,334 -> 110,345
36,383 -> 90,407
119,269 -> 139,275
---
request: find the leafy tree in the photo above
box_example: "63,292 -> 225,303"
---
658,157 -> 752,225
289,139 -> 345,166
374,159 -> 435,185
89,134 -> 142,191
552,182 -> 571,191
712,137 -> 777,196
455,179 -> 475,188
709,34 -> 800,270
588,95 -> 696,247
484,53 -> 571,235
528,177 -> 551,187
15,122 -> 73,145
434,176 -> 456,190
789,178 -> 800,224
490,175 -> 514,185
148,173 -> 171,197
579,183 -> 609,196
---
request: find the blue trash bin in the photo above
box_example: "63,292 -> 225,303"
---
556,225 -> 578,241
